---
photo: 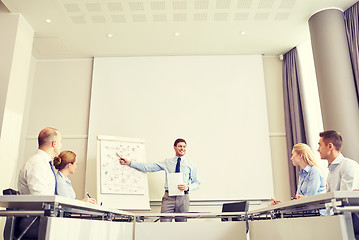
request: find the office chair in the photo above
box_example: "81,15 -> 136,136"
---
2,188 -> 39,240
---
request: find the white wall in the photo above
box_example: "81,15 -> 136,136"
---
296,40 -> 327,177
21,59 -> 93,199
262,56 -> 290,202
0,13 -> 34,240
0,13 -> 34,191
19,55 -> 290,211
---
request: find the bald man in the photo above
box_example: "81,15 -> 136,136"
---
18,127 -> 62,195
12,128 -> 63,239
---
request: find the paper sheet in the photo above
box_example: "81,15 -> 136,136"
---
167,173 -> 184,196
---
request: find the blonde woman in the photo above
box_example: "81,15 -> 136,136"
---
292,143 -> 326,198
271,143 -> 325,205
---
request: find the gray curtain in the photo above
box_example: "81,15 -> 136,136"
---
282,47 -> 307,197
344,2 -> 359,102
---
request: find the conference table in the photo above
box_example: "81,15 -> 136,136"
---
0,195 -> 134,239
247,191 -> 359,240
0,192 -> 358,240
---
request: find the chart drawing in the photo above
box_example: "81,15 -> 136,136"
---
100,139 -> 146,195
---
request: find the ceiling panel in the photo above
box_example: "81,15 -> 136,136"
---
1,0 -> 357,59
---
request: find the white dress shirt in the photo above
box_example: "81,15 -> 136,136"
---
18,149 -> 56,195
327,154 -> 359,192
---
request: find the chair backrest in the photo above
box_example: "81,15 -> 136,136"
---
3,188 -> 19,195
3,188 -> 19,211
2,188 -> 20,239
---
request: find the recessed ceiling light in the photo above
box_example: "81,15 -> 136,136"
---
45,19 -> 52,23
240,31 -> 246,35
107,34 -> 113,38
174,32 -> 180,37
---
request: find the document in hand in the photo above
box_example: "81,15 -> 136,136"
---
167,173 -> 184,196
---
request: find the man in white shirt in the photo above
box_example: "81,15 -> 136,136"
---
318,131 -> 359,238
317,130 -> 359,192
18,127 -> 62,195
15,128 -> 62,238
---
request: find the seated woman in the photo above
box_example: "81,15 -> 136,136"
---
271,143 -> 326,205
53,151 -> 96,204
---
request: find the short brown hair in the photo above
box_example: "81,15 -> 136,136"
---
174,138 -> 186,147
319,130 -> 342,151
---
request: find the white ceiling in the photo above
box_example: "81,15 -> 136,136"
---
1,0 -> 357,60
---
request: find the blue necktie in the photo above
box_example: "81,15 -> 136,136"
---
175,158 -> 181,173
49,161 -> 58,195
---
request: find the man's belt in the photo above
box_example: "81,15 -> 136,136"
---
165,190 -> 189,194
